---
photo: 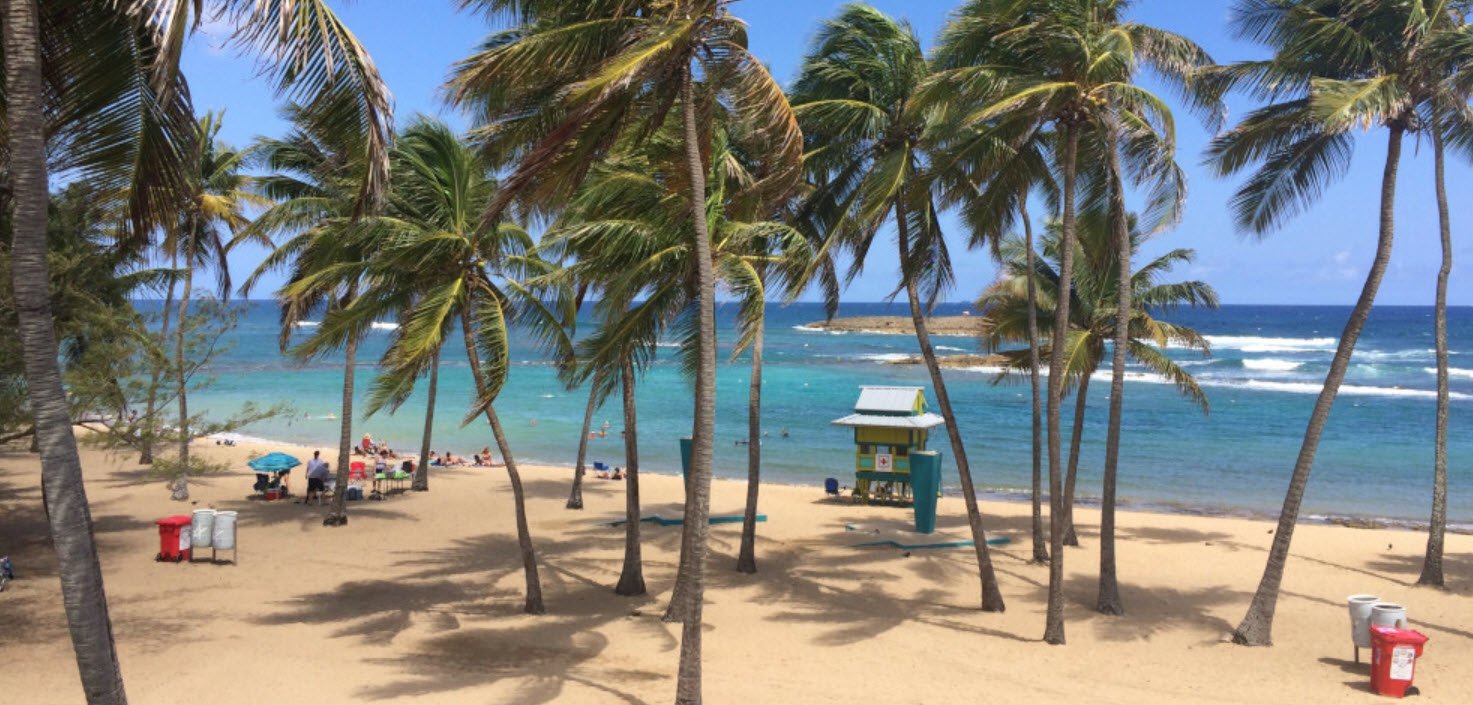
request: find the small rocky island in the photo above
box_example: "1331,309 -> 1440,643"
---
798,316 -> 1009,368
800,315 -> 983,336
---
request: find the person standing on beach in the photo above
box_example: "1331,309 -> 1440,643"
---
304,451 -> 331,506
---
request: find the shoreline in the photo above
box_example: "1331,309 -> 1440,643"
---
205,429 -> 1467,534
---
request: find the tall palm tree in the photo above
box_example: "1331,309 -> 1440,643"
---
1204,0 -> 1471,644
1417,11 -> 1473,588
307,117 -> 573,614
451,4 -> 800,699
932,0 -> 1209,643
4,1 -> 389,699
167,111 -> 266,501
792,2 -> 1005,612
243,94 -> 381,527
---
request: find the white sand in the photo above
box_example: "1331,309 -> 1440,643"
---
1,434 -> 1469,704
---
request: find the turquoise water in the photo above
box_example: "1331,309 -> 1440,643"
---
177,301 -> 1472,526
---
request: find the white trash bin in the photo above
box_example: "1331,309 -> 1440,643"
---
212,510 -> 238,562
191,509 -> 216,550
1371,603 -> 1409,630
1348,594 -> 1380,661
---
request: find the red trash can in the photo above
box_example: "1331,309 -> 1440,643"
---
1369,625 -> 1428,698
155,515 -> 193,562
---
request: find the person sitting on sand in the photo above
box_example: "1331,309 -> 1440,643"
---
427,451 -> 440,466
611,467 -> 624,480
445,452 -> 466,466
304,450 -> 331,506
361,433 -> 374,454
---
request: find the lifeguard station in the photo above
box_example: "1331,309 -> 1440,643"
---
831,386 -> 945,504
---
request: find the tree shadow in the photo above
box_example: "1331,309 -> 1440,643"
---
1362,551 -> 1473,588
1045,573 -> 1243,643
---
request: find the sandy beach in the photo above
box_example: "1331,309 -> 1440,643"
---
2,434 -> 1470,704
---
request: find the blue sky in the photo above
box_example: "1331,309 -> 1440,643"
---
183,0 -> 1472,306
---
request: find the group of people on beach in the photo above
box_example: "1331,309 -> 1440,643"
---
354,433 -> 499,467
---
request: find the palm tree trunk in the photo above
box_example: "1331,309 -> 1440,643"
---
460,305 -> 544,614
139,254 -> 179,465
1020,201 -> 1048,565
170,242 -> 195,501
1418,123 -> 1451,588
615,353 -> 646,595
895,192 -> 1005,612
1098,116 -> 1131,615
5,0 -> 129,700
736,315 -> 763,574
1233,125 -> 1405,646
412,348 -> 439,492
674,67 -> 717,705
1061,371 -> 1091,546
566,371 -> 602,510
1044,121 -> 1081,645
324,298 -> 359,527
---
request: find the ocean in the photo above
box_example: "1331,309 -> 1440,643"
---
174,300 -> 1472,527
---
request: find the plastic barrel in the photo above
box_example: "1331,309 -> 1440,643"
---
909,450 -> 942,534
212,511 -> 238,550
1348,595 -> 1380,648
191,509 -> 216,549
1371,603 -> 1408,630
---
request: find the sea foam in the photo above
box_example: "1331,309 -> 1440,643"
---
1242,359 -> 1303,372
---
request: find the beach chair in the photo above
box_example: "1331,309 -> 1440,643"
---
348,461 -> 368,483
824,478 -> 840,497
593,461 -> 608,472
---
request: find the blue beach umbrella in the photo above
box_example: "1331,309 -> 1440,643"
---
247,452 -> 301,473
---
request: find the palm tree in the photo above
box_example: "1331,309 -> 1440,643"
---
307,117 -> 573,614
792,2 -> 1006,612
1417,11 -> 1473,588
1204,0 -> 1471,644
932,0 -> 1210,643
544,120 -> 816,584
5,1 -> 389,699
451,4 -> 800,698
243,95 -> 382,527
166,111 -> 266,501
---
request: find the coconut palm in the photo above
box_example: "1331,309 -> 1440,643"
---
981,213 -> 1217,607
243,94 -> 382,527
451,4 -> 800,698
1204,0 -> 1473,643
5,1 -> 389,699
791,2 -> 1006,612
931,0 -> 1211,642
166,111 -> 266,501
303,117 -> 573,614
1417,9 -> 1473,588
544,121 -> 817,583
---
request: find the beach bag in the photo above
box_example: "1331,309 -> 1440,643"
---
345,485 -> 363,501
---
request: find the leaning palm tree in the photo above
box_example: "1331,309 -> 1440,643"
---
242,94 -> 382,527
1204,0 -> 1472,643
166,111 -> 266,501
451,3 -> 800,699
931,0 -> 1210,642
4,1 -> 389,700
306,117 -> 573,614
792,2 -> 1006,612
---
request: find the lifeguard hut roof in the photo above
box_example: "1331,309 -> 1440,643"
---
831,386 -> 944,428
831,412 -> 945,429
853,386 -> 926,415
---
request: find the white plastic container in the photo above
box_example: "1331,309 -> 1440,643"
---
1348,594 -> 1380,648
212,510 -> 238,550
191,509 -> 216,549
1371,603 -> 1409,630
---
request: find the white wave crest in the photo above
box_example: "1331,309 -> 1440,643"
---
936,345 -> 968,352
791,325 -> 825,332
1201,335 -> 1337,353
1242,359 -> 1303,372
860,353 -> 914,362
1232,379 -> 1470,400
1425,367 -> 1473,379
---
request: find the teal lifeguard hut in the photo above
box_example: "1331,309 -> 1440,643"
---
831,386 -> 945,506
